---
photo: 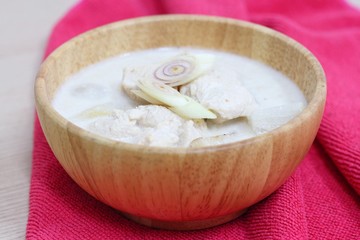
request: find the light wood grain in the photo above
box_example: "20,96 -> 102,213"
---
0,1 -> 77,239
35,15 -> 326,230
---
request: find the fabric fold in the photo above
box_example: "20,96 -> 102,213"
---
248,1 -> 360,195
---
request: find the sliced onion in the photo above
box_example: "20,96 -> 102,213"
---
73,104 -> 114,119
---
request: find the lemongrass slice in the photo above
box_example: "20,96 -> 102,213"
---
154,53 -> 215,87
136,79 -> 216,119
137,79 -> 188,107
130,89 -> 163,105
169,96 -> 217,119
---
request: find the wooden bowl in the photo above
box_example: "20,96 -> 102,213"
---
35,15 -> 326,230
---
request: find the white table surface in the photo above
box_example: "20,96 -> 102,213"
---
0,1 -> 77,239
1,0 -> 359,239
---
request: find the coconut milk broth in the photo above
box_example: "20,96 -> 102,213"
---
52,47 -> 306,145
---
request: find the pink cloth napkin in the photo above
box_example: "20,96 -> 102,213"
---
27,0 -> 360,239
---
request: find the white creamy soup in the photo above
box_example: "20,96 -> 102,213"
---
52,47 -> 306,147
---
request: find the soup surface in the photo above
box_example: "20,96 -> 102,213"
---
53,47 -> 306,147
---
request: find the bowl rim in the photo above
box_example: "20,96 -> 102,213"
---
35,14 -> 326,155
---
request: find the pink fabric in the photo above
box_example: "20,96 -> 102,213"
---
27,0 -> 360,239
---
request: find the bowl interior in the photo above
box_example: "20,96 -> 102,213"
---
38,15 -> 324,107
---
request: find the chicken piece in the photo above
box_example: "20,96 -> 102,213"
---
248,102 -> 305,134
87,105 -> 206,147
180,68 -> 257,123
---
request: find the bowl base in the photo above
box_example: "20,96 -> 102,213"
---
121,209 -> 247,230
